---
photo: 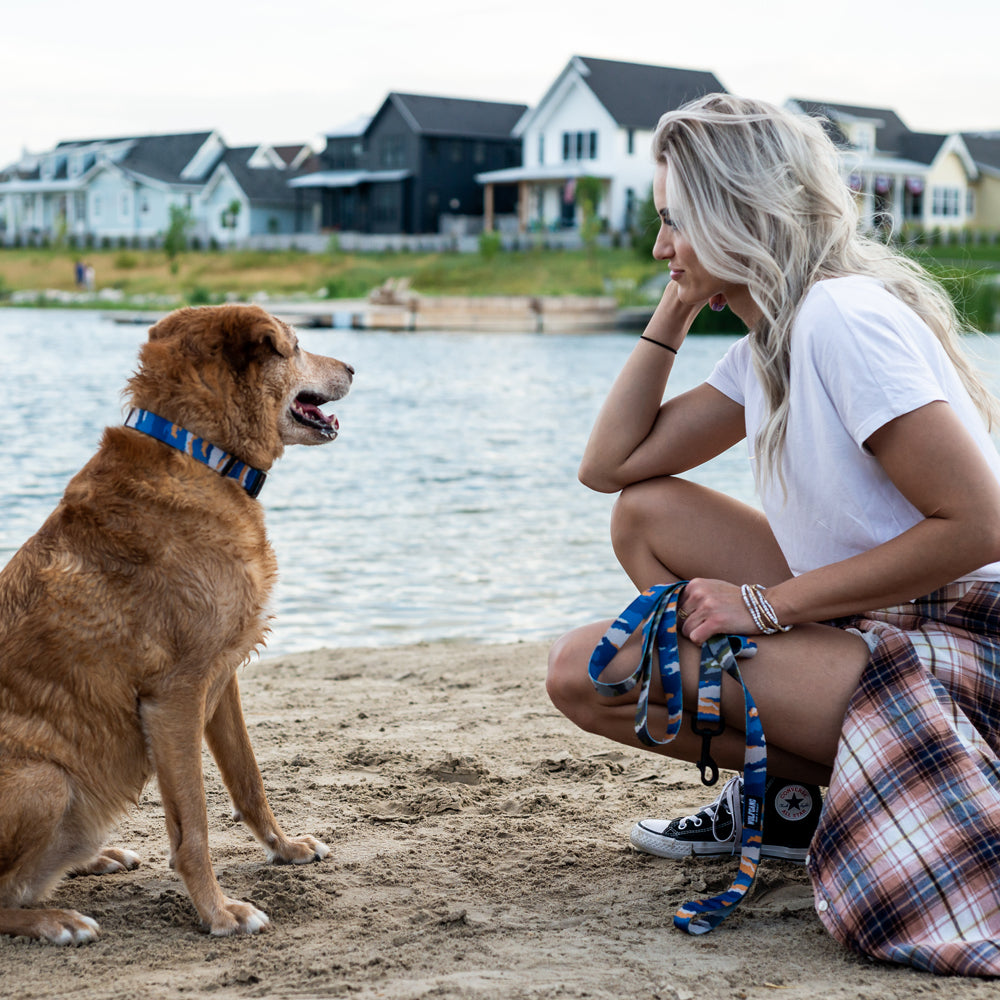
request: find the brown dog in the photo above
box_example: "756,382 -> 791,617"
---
0,304 -> 353,944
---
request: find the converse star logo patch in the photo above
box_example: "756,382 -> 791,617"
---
774,784 -> 814,822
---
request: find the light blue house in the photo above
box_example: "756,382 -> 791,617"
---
0,133 -> 318,246
200,145 -> 319,244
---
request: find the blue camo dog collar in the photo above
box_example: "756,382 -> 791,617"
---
124,407 -> 267,498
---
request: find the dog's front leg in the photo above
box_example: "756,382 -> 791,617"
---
140,693 -> 269,936
205,674 -> 329,865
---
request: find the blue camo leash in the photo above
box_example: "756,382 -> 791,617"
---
587,581 -> 766,935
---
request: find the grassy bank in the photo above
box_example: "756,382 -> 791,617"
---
0,246 -> 655,303
1,243 -> 998,331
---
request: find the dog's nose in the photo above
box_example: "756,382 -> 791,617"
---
344,363 -> 355,377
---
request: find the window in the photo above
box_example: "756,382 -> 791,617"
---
931,186 -> 962,217
625,187 -> 637,229
372,184 -> 396,223
852,124 -> 875,153
967,189 -> 976,219
538,134 -> 544,165
379,134 -> 405,169
561,130 -> 598,162
627,129 -> 635,155
92,194 -> 102,218
120,191 -> 131,219
473,142 -> 486,165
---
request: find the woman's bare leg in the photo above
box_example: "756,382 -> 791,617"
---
547,477 -> 869,784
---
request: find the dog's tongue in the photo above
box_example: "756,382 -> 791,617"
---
299,400 -> 338,430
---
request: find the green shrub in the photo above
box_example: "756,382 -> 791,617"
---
322,275 -> 373,299
114,250 -> 139,270
478,230 -> 501,260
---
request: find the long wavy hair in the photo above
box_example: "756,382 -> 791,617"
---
651,93 -> 999,489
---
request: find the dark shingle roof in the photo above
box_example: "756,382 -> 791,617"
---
119,132 -> 217,182
53,132 -> 217,183
963,133 -> 1000,171
790,99 -> 911,154
899,131 -> 949,165
222,148 -> 300,204
576,56 -> 726,129
384,93 -> 528,138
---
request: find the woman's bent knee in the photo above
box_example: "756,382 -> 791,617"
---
547,628 -> 600,727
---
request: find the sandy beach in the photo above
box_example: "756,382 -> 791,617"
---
0,640 -> 989,999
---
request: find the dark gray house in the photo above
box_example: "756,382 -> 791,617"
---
293,93 -> 526,235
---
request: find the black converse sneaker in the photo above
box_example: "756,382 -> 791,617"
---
629,775 -> 822,863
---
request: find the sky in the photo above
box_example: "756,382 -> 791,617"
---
4,0 -> 998,169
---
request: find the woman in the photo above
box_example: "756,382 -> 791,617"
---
546,94 -> 1000,975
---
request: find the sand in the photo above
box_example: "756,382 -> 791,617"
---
1,640 -> 992,1000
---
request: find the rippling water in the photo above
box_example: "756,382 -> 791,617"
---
2,308 -> 997,657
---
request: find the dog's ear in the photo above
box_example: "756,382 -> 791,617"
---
243,314 -> 296,360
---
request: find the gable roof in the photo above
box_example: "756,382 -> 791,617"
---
963,133 -> 1000,173
574,56 -> 726,129
788,99 -> 912,154
900,131 -> 950,166
218,147 -> 305,204
52,131 -> 220,184
372,93 -> 528,139
119,132 -> 220,183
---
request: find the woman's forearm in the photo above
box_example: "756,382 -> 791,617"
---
768,511 -> 1000,626
579,288 -> 702,492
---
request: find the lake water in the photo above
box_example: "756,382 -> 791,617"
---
1,308 -> 997,657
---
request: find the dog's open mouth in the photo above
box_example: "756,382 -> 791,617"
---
291,392 -> 339,439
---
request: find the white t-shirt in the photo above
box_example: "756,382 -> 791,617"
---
706,275 -> 1000,580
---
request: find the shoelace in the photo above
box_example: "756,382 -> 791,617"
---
677,775 -> 744,847
588,581 -> 766,935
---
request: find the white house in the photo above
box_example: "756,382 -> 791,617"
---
476,56 -> 726,237
786,100 -> 980,234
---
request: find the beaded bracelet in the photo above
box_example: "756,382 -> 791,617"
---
741,583 -> 793,635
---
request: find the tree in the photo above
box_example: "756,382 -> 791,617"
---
164,204 -> 193,274
221,198 -> 242,246
632,184 -> 658,260
576,175 -> 604,256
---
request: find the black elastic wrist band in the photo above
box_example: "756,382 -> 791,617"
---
639,335 -> 678,355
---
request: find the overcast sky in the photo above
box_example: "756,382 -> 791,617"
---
4,0 -> 998,169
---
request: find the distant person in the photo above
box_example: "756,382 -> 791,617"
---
84,262 -> 95,291
74,259 -> 85,289
546,94 -> 1000,975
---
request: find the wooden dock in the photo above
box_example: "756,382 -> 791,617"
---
105,295 -> 629,333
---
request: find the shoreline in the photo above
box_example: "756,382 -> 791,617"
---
4,294 -> 649,334
0,638 -> 980,999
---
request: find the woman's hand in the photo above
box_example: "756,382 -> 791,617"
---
678,578 -> 757,643
655,279 -> 727,332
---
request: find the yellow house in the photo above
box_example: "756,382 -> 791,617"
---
786,100 -> 980,235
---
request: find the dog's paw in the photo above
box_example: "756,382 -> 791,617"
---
21,909 -> 101,945
70,848 -> 142,877
267,835 -> 330,865
208,898 -> 270,936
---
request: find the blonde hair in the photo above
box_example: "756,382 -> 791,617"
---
651,93 -> 999,489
